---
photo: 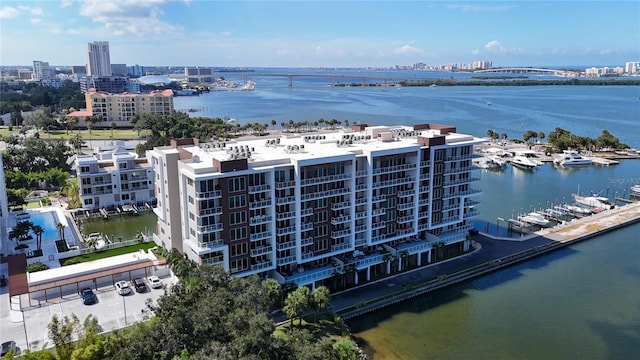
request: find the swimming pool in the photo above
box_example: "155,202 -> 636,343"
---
26,210 -> 60,241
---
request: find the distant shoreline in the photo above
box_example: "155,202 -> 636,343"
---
330,78 -> 640,87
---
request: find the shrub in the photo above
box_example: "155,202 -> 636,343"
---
27,262 -> 49,272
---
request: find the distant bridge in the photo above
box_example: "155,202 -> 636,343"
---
241,73 -> 410,87
474,68 -> 579,76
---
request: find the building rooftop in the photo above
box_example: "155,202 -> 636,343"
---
171,124 -> 483,175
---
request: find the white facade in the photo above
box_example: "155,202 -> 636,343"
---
32,61 -> 51,81
0,154 -> 8,248
87,41 -> 112,77
75,147 -> 155,210
148,125 -> 485,289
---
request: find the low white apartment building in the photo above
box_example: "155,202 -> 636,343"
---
147,123 -> 485,289
76,145 -> 155,210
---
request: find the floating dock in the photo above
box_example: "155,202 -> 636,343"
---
590,157 -> 619,166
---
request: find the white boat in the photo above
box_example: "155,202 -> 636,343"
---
630,184 -> 640,197
510,155 -> 540,169
553,150 -> 592,166
562,205 -> 593,215
518,212 -> 550,226
573,194 -> 615,210
487,155 -> 507,168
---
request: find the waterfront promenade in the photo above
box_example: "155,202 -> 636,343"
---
331,201 -> 640,319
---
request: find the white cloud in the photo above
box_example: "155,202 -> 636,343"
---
78,0 -> 178,37
0,6 -> 20,19
599,49 -> 613,55
393,45 -> 423,55
485,40 -> 501,51
447,4 -> 513,13
30,18 -> 43,24
315,46 -> 322,55
222,31 -> 231,36
471,49 -> 480,55
61,1 -> 73,8
17,5 -> 43,16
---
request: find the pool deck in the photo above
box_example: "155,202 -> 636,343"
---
2,207 -> 81,269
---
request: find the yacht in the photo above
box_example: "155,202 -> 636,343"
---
510,155 -> 541,169
630,184 -> 640,197
573,194 -> 615,210
554,150 -> 592,166
517,212 -> 550,226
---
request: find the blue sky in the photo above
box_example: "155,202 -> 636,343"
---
1,0 -> 638,67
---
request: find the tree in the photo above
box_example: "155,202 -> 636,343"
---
311,286 -> 331,321
48,314 -> 79,360
271,119 -> 277,131
70,133 -> 85,154
57,223 -> 66,241
538,132 -> 545,142
110,121 -> 117,142
283,286 -> 310,327
32,225 -> 44,251
333,338 -> 360,360
23,108 -> 54,131
86,114 -> 102,149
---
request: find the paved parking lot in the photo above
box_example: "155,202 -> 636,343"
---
0,276 -> 174,353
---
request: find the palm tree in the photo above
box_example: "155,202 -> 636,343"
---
311,286 -> 331,321
271,119 -> 277,131
56,222 -> 66,241
110,121 -> 117,143
32,225 -> 44,251
283,286 -> 310,327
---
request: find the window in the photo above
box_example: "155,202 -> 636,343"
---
80,166 -> 90,173
84,199 -> 93,205
314,225 -> 328,237
230,243 -> 248,257
119,162 -> 127,169
187,178 -> 194,187
314,211 -> 328,223
228,177 -> 246,192
230,227 -> 248,241
229,195 -> 246,209
122,194 -> 130,200
188,196 -> 194,204
230,258 -> 249,273
229,211 -> 247,225
82,178 -> 91,185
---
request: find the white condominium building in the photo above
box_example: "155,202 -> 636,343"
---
75,145 -> 155,210
32,60 -> 51,81
87,41 -> 112,77
84,89 -> 174,127
148,124 -> 485,289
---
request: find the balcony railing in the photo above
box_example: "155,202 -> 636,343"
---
199,206 -> 223,216
300,173 -> 351,186
397,202 -> 414,211
300,208 -> 314,216
331,201 -> 352,210
250,231 -> 272,241
276,226 -> 296,236
199,239 -> 224,249
197,223 -> 223,233
398,189 -> 415,198
251,261 -> 273,272
300,222 -> 314,231
249,184 -> 271,194
276,211 -> 296,220
372,163 -> 417,175
277,255 -> 296,265
276,196 -> 296,205
202,255 -> 224,266
355,211 -> 367,220
331,215 -> 351,225
249,199 -> 272,209
251,245 -> 273,257
331,242 -> 351,253
275,180 -> 296,189
300,187 -> 351,201
196,190 -> 222,199
300,236 -> 314,247
277,241 -> 296,250
372,177 -> 416,189
397,215 -> 415,224
250,215 -> 272,225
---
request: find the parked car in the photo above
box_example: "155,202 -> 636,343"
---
114,280 -> 132,295
147,275 -> 163,289
132,278 -> 147,293
80,288 -> 98,305
1,341 -> 17,357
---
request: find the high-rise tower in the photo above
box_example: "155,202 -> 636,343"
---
87,41 -> 112,76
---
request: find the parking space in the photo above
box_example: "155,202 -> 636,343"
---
1,276 -> 174,353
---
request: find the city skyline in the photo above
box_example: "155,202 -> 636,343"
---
1,1 -> 639,68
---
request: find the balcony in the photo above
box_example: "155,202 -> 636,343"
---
250,215 -> 273,225
356,170 -> 368,177
397,215 -> 415,224
371,208 -> 386,216
251,245 -> 273,257
276,226 -> 296,236
443,177 -> 480,187
354,224 -> 368,233
202,255 -> 224,266
420,160 -> 431,167
249,184 -> 271,194
250,231 -> 272,241
331,242 -> 351,253
331,201 -> 352,210
276,196 -> 296,205
371,222 -> 385,230
463,210 -> 480,219
276,211 -> 296,220
397,202 -> 414,211
249,199 -> 272,209
356,184 -> 368,191
300,236 -> 314,247
91,179 -> 112,185
251,261 -> 273,272
196,190 -> 222,199
275,180 -> 296,189
197,223 -> 223,233
355,238 -> 367,246
331,215 -> 351,225
300,208 -> 314,216
277,255 -> 296,265
277,241 -> 296,250
300,222 -> 314,231
300,173 -> 351,186
300,187 -> 351,201
198,239 -> 224,249
372,195 -> 386,203
444,165 -> 474,175
443,189 -> 482,199
331,229 -> 351,239
199,206 -> 222,216
355,211 -> 367,220
398,189 -> 415,198
372,177 -> 416,189
372,163 -> 417,175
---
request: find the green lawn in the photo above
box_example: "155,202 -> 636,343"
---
0,127 -> 150,140
25,201 -> 42,209
274,312 -> 348,340
59,242 -> 157,266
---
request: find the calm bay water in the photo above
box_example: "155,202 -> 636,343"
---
175,71 -> 640,359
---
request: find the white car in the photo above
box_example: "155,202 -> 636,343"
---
114,280 -> 132,295
147,275 -> 163,289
